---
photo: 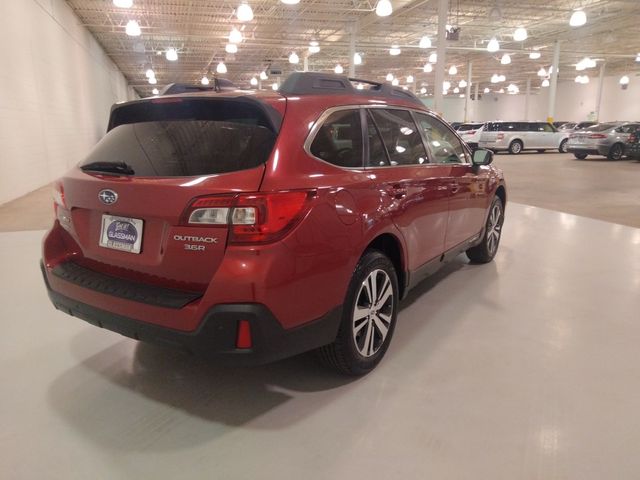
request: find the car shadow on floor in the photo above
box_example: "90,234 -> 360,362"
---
46,254 -> 497,452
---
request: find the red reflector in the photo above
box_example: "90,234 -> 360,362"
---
236,320 -> 252,349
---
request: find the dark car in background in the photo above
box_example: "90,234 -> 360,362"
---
624,125 -> 640,160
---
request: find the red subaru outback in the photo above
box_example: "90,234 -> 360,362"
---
42,73 -> 506,375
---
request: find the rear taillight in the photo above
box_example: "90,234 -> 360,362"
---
497,133 -> 505,140
52,182 -> 66,209
183,190 -> 315,244
588,134 -> 607,139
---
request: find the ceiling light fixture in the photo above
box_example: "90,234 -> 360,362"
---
375,0 -> 393,17
541,79 -> 550,87
459,79 -> 467,88
201,75 -> 210,86
356,83 -> 364,90
392,78 -> 399,86
113,0 -> 133,7
236,2 -> 254,22
229,28 -> 243,44
529,51 -> 541,60
448,65 -> 458,75
619,75 -> 630,85
499,74 -> 506,82
148,76 -> 157,84
419,36 -> 432,49
420,87 -> 427,94
428,52 -> 437,63
484,87 -> 490,93
165,48 -> 178,61
125,20 -> 141,36
309,41 -> 320,54
453,87 -> 460,94
289,52 -> 299,64
145,68 -> 155,78
226,43 -> 238,54
354,52 -> 363,65
389,45 -> 401,56
569,9 -> 587,27
152,88 -> 159,95
272,83 -> 278,90
423,63 -> 433,73
487,37 -> 500,53
407,75 -> 414,83
443,81 -> 451,90
260,71 -> 268,80
386,73 -> 394,81
500,54 -> 511,65
334,64 -> 344,74
216,61 -> 228,74
280,0 -> 300,4
537,67 -> 547,77
250,77 -> 258,86
635,53 -> 640,62
513,27 -> 528,42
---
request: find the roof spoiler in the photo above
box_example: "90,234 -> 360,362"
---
278,72 -> 424,107
160,78 -> 236,95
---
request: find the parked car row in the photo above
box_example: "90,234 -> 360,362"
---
453,120 -> 640,160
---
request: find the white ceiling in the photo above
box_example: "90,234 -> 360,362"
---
65,0 -> 640,96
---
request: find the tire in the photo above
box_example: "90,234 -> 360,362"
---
466,196 -> 504,264
316,250 -> 399,375
559,139 -> 568,153
607,143 -> 624,161
574,153 -> 588,160
508,140 -> 523,155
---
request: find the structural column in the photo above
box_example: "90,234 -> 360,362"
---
547,41 -> 561,123
595,62 -> 606,121
433,0 -> 448,114
463,61 -> 472,122
303,55 -> 309,72
524,78 -> 531,120
348,23 -> 357,77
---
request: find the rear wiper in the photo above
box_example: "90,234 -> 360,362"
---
81,161 -> 135,175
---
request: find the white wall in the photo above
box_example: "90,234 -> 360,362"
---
430,76 -> 640,124
0,0 -> 134,205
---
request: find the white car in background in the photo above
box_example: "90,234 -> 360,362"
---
456,123 -> 485,150
478,121 -> 571,154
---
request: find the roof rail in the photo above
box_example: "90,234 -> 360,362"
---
278,72 -> 424,107
160,78 -> 236,95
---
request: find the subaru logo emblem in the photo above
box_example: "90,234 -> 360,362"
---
98,189 -> 118,205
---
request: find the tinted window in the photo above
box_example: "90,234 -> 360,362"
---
81,99 -> 277,177
457,123 -> 484,131
415,113 -> 467,164
310,109 -> 363,168
616,124 -> 639,133
586,123 -> 619,132
366,111 -> 390,167
530,123 -> 554,132
487,122 -> 526,132
369,109 -> 428,166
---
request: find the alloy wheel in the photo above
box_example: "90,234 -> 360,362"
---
352,269 -> 394,357
487,202 -> 503,256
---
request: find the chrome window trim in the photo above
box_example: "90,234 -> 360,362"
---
303,104 -> 471,170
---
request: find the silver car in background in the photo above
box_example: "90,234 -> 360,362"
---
567,122 -> 640,160
478,121 -> 570,154
456,123 -> 485,150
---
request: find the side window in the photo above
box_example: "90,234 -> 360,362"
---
309,109 -> 363,168
365,111 -> 390,167
369,109 -> 428,166
530,123 -> 544,132
415,113 -> 468,164
542,123 -> 554,132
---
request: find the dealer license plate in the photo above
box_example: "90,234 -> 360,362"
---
99,215 -> 144,254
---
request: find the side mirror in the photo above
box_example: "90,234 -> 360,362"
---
472,148 -> 494,166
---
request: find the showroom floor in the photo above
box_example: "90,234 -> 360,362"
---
1,154 -> 640,479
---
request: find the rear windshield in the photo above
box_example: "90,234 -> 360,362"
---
457,123 -> 484,131
585,123 -> 618,132
81,99 -> 278,177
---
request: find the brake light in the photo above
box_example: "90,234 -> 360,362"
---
497,133 -> 505,140
236,320 -> 252,349
183,190 -> 315,244
52,182 -> 66,209
588,134 -> 607,139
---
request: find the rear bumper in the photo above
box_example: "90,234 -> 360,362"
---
42,262 -> 342,365
567,145 -> 608,156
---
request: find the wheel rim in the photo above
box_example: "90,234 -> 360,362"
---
512,142 -> 521,153
352,269 -> 394,358
561,141 -> 568,153
486,202 -> 503,256
611,145 -> 622,160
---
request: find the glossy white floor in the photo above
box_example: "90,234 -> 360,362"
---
2,203 -> 640,479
